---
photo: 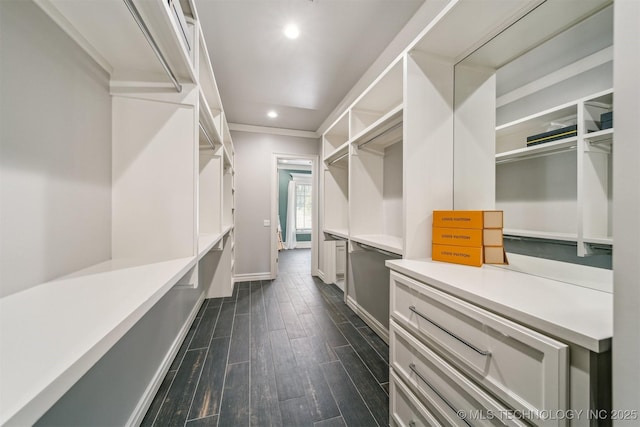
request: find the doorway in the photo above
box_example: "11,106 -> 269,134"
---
271,154 -> 318,279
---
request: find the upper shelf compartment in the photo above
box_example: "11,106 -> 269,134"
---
324,112 -> 349,160
35,0 -> 197,87
198,27 -> 224,139
351,105 -> 403,153
350,59 -> 403,138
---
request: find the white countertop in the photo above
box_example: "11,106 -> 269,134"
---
0,256 -> 196,426
386,258 -> 612,353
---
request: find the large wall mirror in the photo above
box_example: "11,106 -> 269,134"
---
453,0 -> 613,289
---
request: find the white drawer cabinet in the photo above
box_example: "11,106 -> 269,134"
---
391,319 -> 529,427
391,370 -> 443,427
386,259 -> 613,427
391,270 -> 569,421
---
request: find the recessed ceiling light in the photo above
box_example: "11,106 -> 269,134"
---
267,110 -> 278,118
283,23 -> 300,39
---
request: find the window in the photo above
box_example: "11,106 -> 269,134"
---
295,183 -> 312,231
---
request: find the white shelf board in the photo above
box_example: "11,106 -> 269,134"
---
496,137 -> 578,163
351,234 -> 403,256
0,256 -> 197,426
386,258 -> 612,353
198,232 -> 226,259
584,128 -> 613,144
496,102 -> 577,134
583,236 -> 613,245
323,228 -> 349,240
199,90 -> 222,149
36,0 -> 196,85
221,224 -> 233,236
503,228 -> 578,242
350,104 -> 403,151
324,143 -> 349,166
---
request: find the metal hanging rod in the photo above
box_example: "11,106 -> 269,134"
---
328,152 -> 348,166
123,0 -> 183,93
199,123 -> 216,150
357,242 -> 401,258
357,122 -> 402,148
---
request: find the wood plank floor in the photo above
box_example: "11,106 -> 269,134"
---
142,249 -> 389,427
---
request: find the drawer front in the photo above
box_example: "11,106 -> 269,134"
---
391,370 -> 443,427
391,320 -> 529,427
390,271 -> 568,425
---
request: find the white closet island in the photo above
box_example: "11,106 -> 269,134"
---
0,0 -> 234,425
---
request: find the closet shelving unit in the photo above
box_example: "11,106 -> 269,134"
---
496,89 -> 613,255
349,60 -> 404,256
323,111 -> 350,240
0,0 -> 235,425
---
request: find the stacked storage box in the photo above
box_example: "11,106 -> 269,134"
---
431,210 -> 506,266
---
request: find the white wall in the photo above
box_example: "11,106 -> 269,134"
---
612,0 -> 640,421
233,131 -> 320,276
0,0 -> 112,298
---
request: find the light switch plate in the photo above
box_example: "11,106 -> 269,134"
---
264,220 -> 271,227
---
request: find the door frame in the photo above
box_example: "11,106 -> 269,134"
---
270,153 -> 319,279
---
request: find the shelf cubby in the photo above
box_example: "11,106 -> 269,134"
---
350,137 -> 403,256
198,147 -> 222,258
323,112 -> 349,159
496,103 -> 578,154
323,146 -> 349,238
350,59 -> 403,137
36,0 -> 197,87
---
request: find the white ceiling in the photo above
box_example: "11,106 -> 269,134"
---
195,0 -> 424,133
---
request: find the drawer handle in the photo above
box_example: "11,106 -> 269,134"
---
408,421 -> 416,427
409,363 -> 472,427
409,305 -> 491,357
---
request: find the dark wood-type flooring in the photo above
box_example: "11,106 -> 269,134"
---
142,249 -> 390,426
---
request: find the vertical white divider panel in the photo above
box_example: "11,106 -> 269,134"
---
112,93 -> 197,261
202,234 -> 233,298
403,52 -> 454,260
453,63 -> 496,209
199,152 -> 222,235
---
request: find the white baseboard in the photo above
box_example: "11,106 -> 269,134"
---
127,292 -> 206,426
346,296 -> 389,345
233,272 -> 272,283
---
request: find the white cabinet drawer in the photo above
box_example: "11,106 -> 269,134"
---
391,320 -> 529,427
390,271 -> 569,425
391,370 -> 443,427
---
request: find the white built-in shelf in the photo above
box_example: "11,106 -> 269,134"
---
324,143 -> 349,166
583,235 -> 613,245
350,104 -> 403,152
323,228 -> 349,240
584,128 -> 613,144
198,233 -> 226,259
0,256 -> 196,426
503,228 -> 578,242
496,136 -> 577,163
323,111 -> 350,155
35,0 -> 197,86
496,102 -> 577,135
199,91 -> 222,150
351,234 -> 403,256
